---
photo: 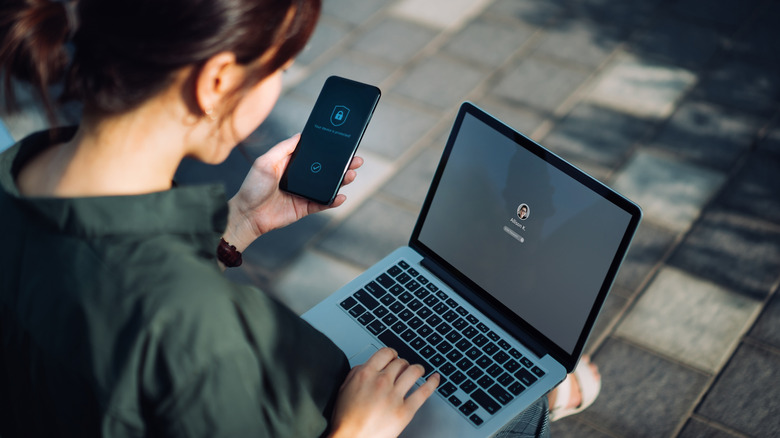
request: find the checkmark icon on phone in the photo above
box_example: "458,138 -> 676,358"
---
311,162 -> 322,173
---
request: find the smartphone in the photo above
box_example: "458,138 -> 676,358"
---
280,76 -> 381,205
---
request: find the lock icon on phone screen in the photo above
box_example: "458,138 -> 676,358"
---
331,105 -> 349,126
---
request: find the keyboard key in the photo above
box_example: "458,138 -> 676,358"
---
427,333 -> 443,346
497,372 -> 515,387
427,315 -> 443,328
515,368 -> 538,387
349,304 -> 366,318
476,323 -> 489,333
450,371 -> 466,384
408,299 -> 423,311
388,265 -> 402,277
508,348 -> 522,359
443,310 -> 458,322
413,288 -> 429,299
455,339 -> 473,352
445,330 -> 462,344
398,260 -> 410,269
423,295 -> 440,307
401,329 -> 416,342
488,384 -> 514,405
389,302 -> 404,314
520,357 -> 534,368
462,327 -> 479,339
365,281 -> 385,298
420,345 -> 436,358
477,374 -> 495,390
446,350 -> 463,363
374,306 -> 389,318
482,342 -> 499,356
466,347 -> 482,360
456,358 -> 473,371
418,324 -> 433,338
410,337 -> 426,350
389,284 -> 405,296
367,320 -> 386,336
476,355 -> 492,369
417,275 -> 429,285
493,351 -> 510,364
460,379 -> 477,394
397,273 -> 411,284
448,395 -> 462,407
466,366 -> 483,380
469,414 -> 484,426
430,354 -> 445,368
433,302 -> 448,314
471,389 -> 500,415
408,267 -> 419,277
456,306 -> 469,316
487,331 -> 500,342
406,281 -> 421,292
378,330 -> 432,375
436,323 -> 452,335
508,381 -> 526,396
452,317 -> 468,331
417,307 -> 433,319
446,298 -> 458,308
459,400 -> 478,416
398,309 -> 414,321
472,334 -> 488,347
376,274 -> 395,290
380,294 -> 395,306
436,291 -> 449,301
427,283 -> 439,293
498,340 -> 512,350
399,292 -> 414,303
407,316 -> 423,330
531,366 -> 546,378
487,364 -> 503,377
340,297 -> 357,310
440,363 -> 456,376
358,313 -> 375,326
438,382 -> 457,397
354,289 -> 379,310
466,315 -> 479,325
504,359 -> 521,373
437,341 -> 454,354
391,321 -> 407,334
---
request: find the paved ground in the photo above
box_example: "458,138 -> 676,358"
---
3,0 -> 779,436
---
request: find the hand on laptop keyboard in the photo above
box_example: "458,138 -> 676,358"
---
329,347 -> 441,438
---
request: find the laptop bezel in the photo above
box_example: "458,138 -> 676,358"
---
409,102 -> 642,373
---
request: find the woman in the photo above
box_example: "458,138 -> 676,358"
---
0,0 -> 439,436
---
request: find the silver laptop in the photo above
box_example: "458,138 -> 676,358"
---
303,102 -> 642,437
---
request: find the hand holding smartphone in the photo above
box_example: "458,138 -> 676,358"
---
280,76 -> 381,205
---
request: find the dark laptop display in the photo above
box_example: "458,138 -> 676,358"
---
412,104 -> 641,370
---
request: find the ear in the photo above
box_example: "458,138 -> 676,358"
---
195,52 -> 245,117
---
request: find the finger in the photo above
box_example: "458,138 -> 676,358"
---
381,356 -> 412,379
342,169 -> 357,186
259,134 -> 301,165
404,373 -> 440,412
363,347 -> 398,371
328,194 -> 347,209
393,363 -> 425,390
348,156 -> 364,170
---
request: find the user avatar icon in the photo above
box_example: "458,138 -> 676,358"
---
517,203 -> 530,220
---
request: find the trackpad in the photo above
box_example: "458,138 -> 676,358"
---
348,344 -> 379,367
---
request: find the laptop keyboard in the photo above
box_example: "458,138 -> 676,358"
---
338,259 -> 546,427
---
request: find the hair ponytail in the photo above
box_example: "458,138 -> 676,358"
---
0,0 -> 72,121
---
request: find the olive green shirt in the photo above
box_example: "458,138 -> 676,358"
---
0,128 -> 349,437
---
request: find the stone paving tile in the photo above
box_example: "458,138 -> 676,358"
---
392,54 -> 487,109
390,0 -> 492,30
678,418 -> 744,438
549,418 -> 613,438
715,151 -> 780,225
616,267 -> 762,373
730,2 -> 780,69
534,20 -> 620,69
443,17 -> 535,68
322,0 -> 387,26
491,57 -> 591,113
697,342 -> 780,437
667,208 -> 780,300
295,18 -> 352,66
648,100 -> 760,171
350,17 -> 439,64
614,221 -> 677,293
316,197 -> 418,268
359,98 -> 439,160
243,214 -> 330,272
691,57 -> 780,116
292,53 -> 396,100
586,55 -> 697,119
672,0 -> 761,29
567,0 -> 664,32
582,338 -> 710,438
380,145 -> 443,208
272,250 -> 363,315
611,151 -> 727,233
485,0 -> 568,27
759,125 -> 780,157
628,15 -> 724,70
748,292 -> 780,352
542,103 -> 652,176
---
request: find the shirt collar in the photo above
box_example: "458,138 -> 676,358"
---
0,127 -> 228,240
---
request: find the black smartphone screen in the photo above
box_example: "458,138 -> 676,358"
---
280,76 -> 381,204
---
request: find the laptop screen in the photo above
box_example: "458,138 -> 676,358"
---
414,104 -> 639,357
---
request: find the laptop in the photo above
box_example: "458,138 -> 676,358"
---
303,102 -> 642,437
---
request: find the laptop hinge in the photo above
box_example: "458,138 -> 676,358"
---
420,257 -> 548,359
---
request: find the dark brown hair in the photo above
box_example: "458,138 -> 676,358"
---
0,0 -> 321,122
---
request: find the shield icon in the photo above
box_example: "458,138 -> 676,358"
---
330,105 -> 349,126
